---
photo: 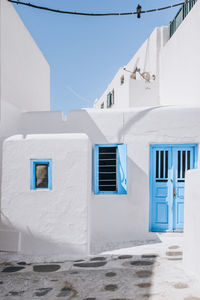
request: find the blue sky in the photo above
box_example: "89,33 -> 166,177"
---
13,0 -> 179,114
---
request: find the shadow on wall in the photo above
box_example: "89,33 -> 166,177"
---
0,108 -> 165,257
117,106 -> 162,141
66,110 -> 162,253
0,137 -> 7,218
21,110 -> 109,145
66,110 -> 109,144
91,238 -> 162,256
21,107 -> 165,144
0,222 -> 88,260
90,157 -> 161,254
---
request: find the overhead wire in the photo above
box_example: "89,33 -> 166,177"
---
7,0 -> 198,17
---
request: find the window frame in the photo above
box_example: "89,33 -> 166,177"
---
107,92 -> 112,108
111,89 -> 115,105
30,159 -> 52,190
94,144 -> 127,195
101,102 -> 104,109
107,91 -> 115,108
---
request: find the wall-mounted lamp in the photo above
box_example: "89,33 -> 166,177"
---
123,67 -> 156,82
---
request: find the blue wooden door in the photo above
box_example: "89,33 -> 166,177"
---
150,144 -> 197,232
173,146 -> 195,231
151,147 -> 173,232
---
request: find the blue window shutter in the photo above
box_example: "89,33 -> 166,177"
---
48,161 -> 52,190
30,160 -> 35,189
94,145 -> 99,194
117,144 -> 127,194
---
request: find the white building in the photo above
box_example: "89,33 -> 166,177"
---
93,26 -> 165,109
94,0 -> 199,109
0,0 -> 50,253
1,0 -> 200,268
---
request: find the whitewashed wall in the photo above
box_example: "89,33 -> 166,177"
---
0,0 -> 50,228
95,0 -> 200,110
1,0 -> 50,112
1,134 -> 91,257
7,107 -> 200,253
127,26 -> 168,81
94,67 -> 130,109
77,108 -> 200,251
129,80 -> 159,107
94,26 -> 169,109
160,0 -> 200,106
184,169 -> 200,280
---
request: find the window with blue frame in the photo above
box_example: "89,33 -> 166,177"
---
94,144 -> 127,194
30,159 -> 52,190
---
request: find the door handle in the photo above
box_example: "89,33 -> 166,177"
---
174,187 -> 176,198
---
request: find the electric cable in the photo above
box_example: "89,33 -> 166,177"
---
7,0 -> 198,17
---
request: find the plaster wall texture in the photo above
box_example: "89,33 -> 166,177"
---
94,26 -> 169,109
126,26 -> 168,80
0,101 -> 22,137
160,0 -> 200,106
0,0 -> 50,197
0,101 -> 23,215
93,67 -> 130,109
10,106 -> 200,252
1,134 -> 91,256
184,169 -> 200,280
129,80 -> 159,107
81,107 -> 200,251
0,0 -> 50,112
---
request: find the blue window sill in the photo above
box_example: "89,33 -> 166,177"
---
30,188 -> 52,191
94,191 -> 127,195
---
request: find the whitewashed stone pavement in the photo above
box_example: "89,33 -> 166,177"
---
0,233 -> 200,300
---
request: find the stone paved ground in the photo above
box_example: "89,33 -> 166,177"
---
0,233 -> 200,300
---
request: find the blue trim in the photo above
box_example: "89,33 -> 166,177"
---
149,146 -> 153,232
150,143 -> 197,148
194,145 -> 198,169
149,144 -> 198,232
117,144 -> 127,194
94,145 -> 99,194
94,144 -> 127,195
30,159 -> 52,190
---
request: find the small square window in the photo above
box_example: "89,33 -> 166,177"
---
30,159 -> 52,190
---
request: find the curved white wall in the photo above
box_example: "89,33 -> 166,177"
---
1,134 -> 91,257
1,106 -> 200,254
18,107 -> 200,251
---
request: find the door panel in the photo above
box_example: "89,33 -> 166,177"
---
150,144 -> 197,232
151,147 -> 173,232
173,147 -> 195,231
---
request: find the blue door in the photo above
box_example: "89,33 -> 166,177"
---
150,144 -> 197,232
